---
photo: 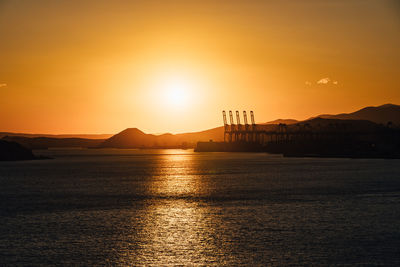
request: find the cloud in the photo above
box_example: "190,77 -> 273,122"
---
305,78 -> 339,86
317,77 -> 331,84
0,83 -> 7,88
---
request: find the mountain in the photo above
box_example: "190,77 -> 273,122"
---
99,127 -> 224,148
314,104 -> 400,125
0,132 -> 112,139
3,103 -> 398,150
100,128 -> 156,148
254,117 -> 384,134
292,117 -> 383,132
100,104 -> 400,149
1,127 -> 225,150
175,127 -> 224,143
2,136 -> 105,149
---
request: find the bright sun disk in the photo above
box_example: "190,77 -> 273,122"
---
163,77 -> 191,108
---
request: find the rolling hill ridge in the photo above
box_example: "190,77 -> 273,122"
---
1,104 -> 399,149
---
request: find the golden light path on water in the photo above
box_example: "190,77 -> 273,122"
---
151,153 -> 201,196
124,151 -> 224,265
2,149 -> 400,265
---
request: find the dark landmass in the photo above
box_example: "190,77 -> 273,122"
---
99,103 -> 400,149
311,103 -> 400,125
262,119 -> 299,125
195,118 -> 400,158
2,103 -> 399,152
100,128 -> 161,148
2,136 -> 105,150
99,127 -> 224,149
0,140 -> 41,161
0,132 -> 112,139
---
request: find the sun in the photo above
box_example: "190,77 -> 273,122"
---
162,76 -> 191,109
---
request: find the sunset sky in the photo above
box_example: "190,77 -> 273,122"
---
1,0 -> 399,134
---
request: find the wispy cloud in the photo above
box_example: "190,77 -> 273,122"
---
0,83 -> 7,88
311,77 -> 339,85
317,77 -> 331,84
305,78 -> 339,86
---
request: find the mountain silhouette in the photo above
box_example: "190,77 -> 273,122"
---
100,128 -> 156,148
94,103 -> 400,149
262,119 -> 299,125
0,132 -> 112,139
100,127 -> 224,148
2,136 -> 105,149
2,103 -> 399,149
313,104 -> 400,125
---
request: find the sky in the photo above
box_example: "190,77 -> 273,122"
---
0,0 -> 399,134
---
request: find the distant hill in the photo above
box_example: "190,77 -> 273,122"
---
3,103 -> 398,150
259,104 -> 400,127
99,127 -> 224,148
175,127 -> 224,143
313,104 -> 400,125
292,117 -> 383,132
0,132 -> 112,139
254,117 -> 385,134
99,104 -> 400,149
2,136 -> 105,149
263,119 -> 299,125
100,128 -> 157,148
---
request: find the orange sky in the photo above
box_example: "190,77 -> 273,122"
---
1,0 -> 400,134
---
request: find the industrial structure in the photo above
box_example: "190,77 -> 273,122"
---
222,110 -> 399,146
223,110 -> 256,142
223,110 -> 292,144
196,110 -> 400,157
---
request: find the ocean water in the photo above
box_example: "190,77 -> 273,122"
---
0,149 -> 399,266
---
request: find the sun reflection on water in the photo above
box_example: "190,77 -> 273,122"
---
125,151 -> 222,265
150,153 -> 201,197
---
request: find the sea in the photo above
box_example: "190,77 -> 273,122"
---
1,149 -> 399,266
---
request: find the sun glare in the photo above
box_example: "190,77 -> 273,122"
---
162,76 -> 191,109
